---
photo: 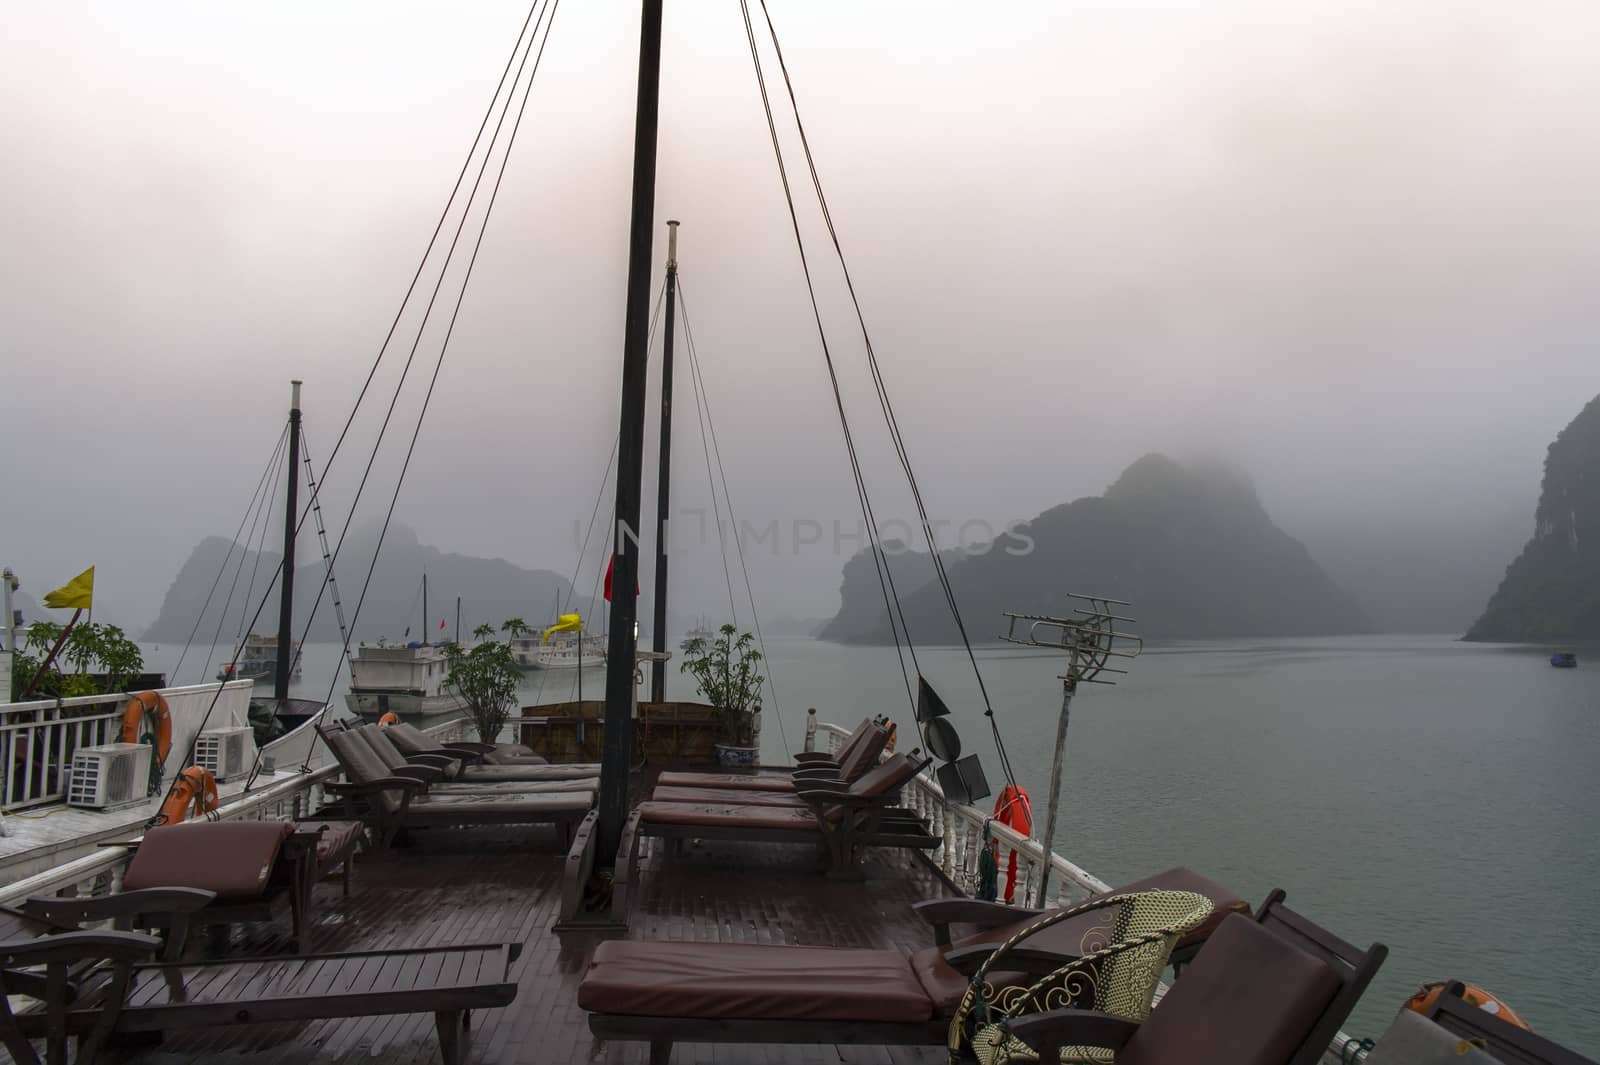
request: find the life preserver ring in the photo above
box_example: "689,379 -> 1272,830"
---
157,766 -> 219,826
121,691 -> 172,765
991,786 -> 1033,904
378,711 -> 400,727
1407,982 -> 1530,1030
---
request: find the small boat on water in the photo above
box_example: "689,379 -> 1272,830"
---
216,633 -> 302,683
1550,651 -> 1577,668
679,621 -> 712,651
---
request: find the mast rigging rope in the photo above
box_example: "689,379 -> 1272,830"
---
742,0 -> 1019,787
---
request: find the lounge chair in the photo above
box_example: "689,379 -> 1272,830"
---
354,723 -> 598,792
582,885 -> 1377,1065
1425,980 -> 1594,1065
0,914 -> 165,1065
582,886 -> 1216,1065
383,719 -> 547,766
320,725 -> 593,847
1,899 -> 520,1065
958,901 -> 1386,1065
620,751 -> 939,882
654,716 -> 890,793
27,820 -> 364,955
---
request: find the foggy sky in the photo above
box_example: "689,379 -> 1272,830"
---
4,0 -> 1597,633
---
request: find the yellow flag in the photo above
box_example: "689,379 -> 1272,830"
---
542,612 -> 583,643
42,566 -> 94,610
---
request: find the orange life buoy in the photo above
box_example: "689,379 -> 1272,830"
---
378,711 -> 400,727
1407,982 -> 1530,1031
121,691 -> 172,764
991,786 -> 1033,905
157,766 -> 219,826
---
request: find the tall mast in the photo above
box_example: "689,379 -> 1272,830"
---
649,220 -> 679,703
422,574 -> 429,646
273,379 -> 302,702
596,0 -> 665,866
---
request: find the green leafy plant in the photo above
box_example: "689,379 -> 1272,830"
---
680,623 -> 763,747
11,621 -> 145,701
441,621 -> 525,744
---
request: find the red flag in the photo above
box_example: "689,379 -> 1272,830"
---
603,556 -> 638,602
438,619 -> 446,630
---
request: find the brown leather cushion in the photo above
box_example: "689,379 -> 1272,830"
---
324,728 -> 405,815
359,724 -> 451,776
299,820 -> 365,866
1118,914 -> 1340,1065
651,785 -> 804,807
655,771 -> 796,792
848,752 -> 916,799
638,801 -> 817,832
460,763 -> 600,782
910,867 -> 1251,1012
124,821 -> 295,898
579,940 -> 933,1022
836,724 -> 890,783
405,792 -> 592,824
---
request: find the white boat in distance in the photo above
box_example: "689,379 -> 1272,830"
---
343,639 -> 465,719
510,613 -> 606,671
217,633 -> 302,682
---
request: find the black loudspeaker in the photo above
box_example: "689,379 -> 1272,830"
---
917,676 -> 953,722
936,754 -> 991,804
924,717 -> 962,763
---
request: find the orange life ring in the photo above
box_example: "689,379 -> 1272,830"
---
157,766 -> 219,826
378,711 -> 400,727
1407,982 -> 1530,1031
121,691 -> 172,764
991,786 -> 1033,904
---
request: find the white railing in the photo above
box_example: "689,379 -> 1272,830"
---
1,694 -> 128,809
1,682 -> 255,811
0,716 -> 475,909
817,721 -> 1372,1065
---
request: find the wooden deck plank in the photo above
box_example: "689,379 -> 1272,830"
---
51,768 -> 953,1065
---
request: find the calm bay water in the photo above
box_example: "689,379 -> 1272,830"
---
144,633 -> 1597,1049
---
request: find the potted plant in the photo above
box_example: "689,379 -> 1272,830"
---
442,622 -> 524,745
680,623 -> 763,768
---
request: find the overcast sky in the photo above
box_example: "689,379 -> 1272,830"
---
4,0 -> 1598,630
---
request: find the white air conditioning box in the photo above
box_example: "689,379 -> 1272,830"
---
68,743 -> 153,809
194,725 -> 256,783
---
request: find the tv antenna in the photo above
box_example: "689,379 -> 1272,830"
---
1000,593 -> 1142,907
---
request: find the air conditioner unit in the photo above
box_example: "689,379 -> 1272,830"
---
194,725 -> 256,783
68,743 -> 153,810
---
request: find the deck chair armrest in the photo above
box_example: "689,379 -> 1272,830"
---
941,943 -> 1077,978
915,898 -> 1044,944
1001,1008 -> 1140,1057
791,766 -> 843,781
441,742 -> 495,762
793,778 -> 848,795
406,753 -> 460,771
0,929 -> 163,968
793,752 -> 840,765
795,787 -> 882,806
391,764 -> 445,785
24,887 -> 217,928
325,777 -> 426,797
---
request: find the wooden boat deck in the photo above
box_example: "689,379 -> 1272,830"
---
115,820 -> 958,1064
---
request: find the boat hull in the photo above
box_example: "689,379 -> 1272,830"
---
343,691 -> 467,719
